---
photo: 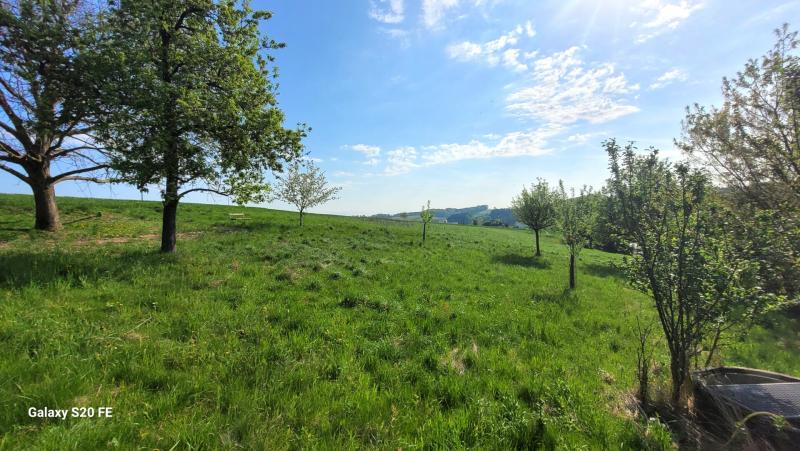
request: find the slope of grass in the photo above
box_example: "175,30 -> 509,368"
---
0,194 -> 797,449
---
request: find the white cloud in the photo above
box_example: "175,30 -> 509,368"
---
347,144 -> 381,157
382,126 -> 560,175
632,1 -> 703,43
566,131 -> 606,145
422,0 -> 460,29
506,46 -> 640,125
369,0 -> 405,24
422,0 -> 505,29
502,48 -> 527,72
385,146 -> 420,175
649,68 -> 688,90
363,157 -> 381,166
447,41 -> 483,60
446,21 -> 536,71
524,21 -> 536,38
333,171 -> 355,177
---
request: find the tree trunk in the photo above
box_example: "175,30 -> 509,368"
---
534,229 -> 541,256
161,197 -> 178,253
669,351 -> 690,407
569,253 -> 576,289
422,222 -> 427,242
29,163 -> 62,231
299,209 -> 304,227
159,27 -> 179,254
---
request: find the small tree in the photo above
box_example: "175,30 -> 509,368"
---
272,161 -> 340,227
420,200 -> 433,242
511,178 -> 559,256
557,181 -> 593,289
605,139 -> 778,406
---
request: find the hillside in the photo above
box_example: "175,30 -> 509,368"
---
373,205 -> 521,226
1,194 -> 797,449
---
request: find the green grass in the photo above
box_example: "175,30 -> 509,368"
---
0,193 -> 797,449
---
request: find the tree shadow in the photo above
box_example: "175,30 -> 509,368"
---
212,221 -> 291,234
0,248 -> 172,289
0,219 -> 31,232
583,261 -> 625,280
63,215 -> 99,225
492,253 -> 551,269
530,287 -> 577,303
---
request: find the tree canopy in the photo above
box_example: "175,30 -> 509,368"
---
91,0 -> 305,251
557,182 -> 593,289
511,178 -> 559,256
0,0 -> 110,230
271,160 -> 340,227
678,24 -> 800,299
605,139 -> 779,405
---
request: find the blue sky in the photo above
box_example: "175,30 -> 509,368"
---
1,0 -> 797,215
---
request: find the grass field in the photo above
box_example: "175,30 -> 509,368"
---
1,193 -> 798,449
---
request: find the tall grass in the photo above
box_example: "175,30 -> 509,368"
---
0,194 -> 796,449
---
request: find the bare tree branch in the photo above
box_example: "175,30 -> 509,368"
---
177,187 -> 231,199
0,163 -> 30,183
49,164 -> 110,183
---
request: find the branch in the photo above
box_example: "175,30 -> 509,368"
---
178,187 -> 231,200
48,122 -> 93,154
50,145 -> 103,159
0,77 -> 33,111
0,90 -> 32,148
49,164 -> 110,183
0,149 -> 23,163
55,175 -> 111,184
174,6 -> 203,31
0,163 -> 30,183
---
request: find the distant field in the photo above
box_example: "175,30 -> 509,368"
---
1,193 -> 797,449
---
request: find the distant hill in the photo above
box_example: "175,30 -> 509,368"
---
372,204 -> 523,227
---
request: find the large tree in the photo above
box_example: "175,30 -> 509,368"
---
511,178 -> 559,256
678,24 -> 800,299
605,139 -> 776,406
0,0 -> 110,231
93,0 -> 305,252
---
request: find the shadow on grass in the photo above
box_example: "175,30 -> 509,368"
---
0,248 -> 172,289
583,261 -> 625,280
0,219 -> 30,232
212,221 -> 292,234
530,287 -> 577,303
63,215 -> 100,226
492,253 -> 551,269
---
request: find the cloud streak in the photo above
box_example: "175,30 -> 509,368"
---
649,68 -> 688,90
506,46 -> 640,125
632,0 -> 704,43
382,126 -> 561,175
447,22 -> 536,71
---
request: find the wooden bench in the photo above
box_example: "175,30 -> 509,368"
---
229,213 -> 251,221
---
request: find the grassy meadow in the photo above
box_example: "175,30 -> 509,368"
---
0,193 -> 798,449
